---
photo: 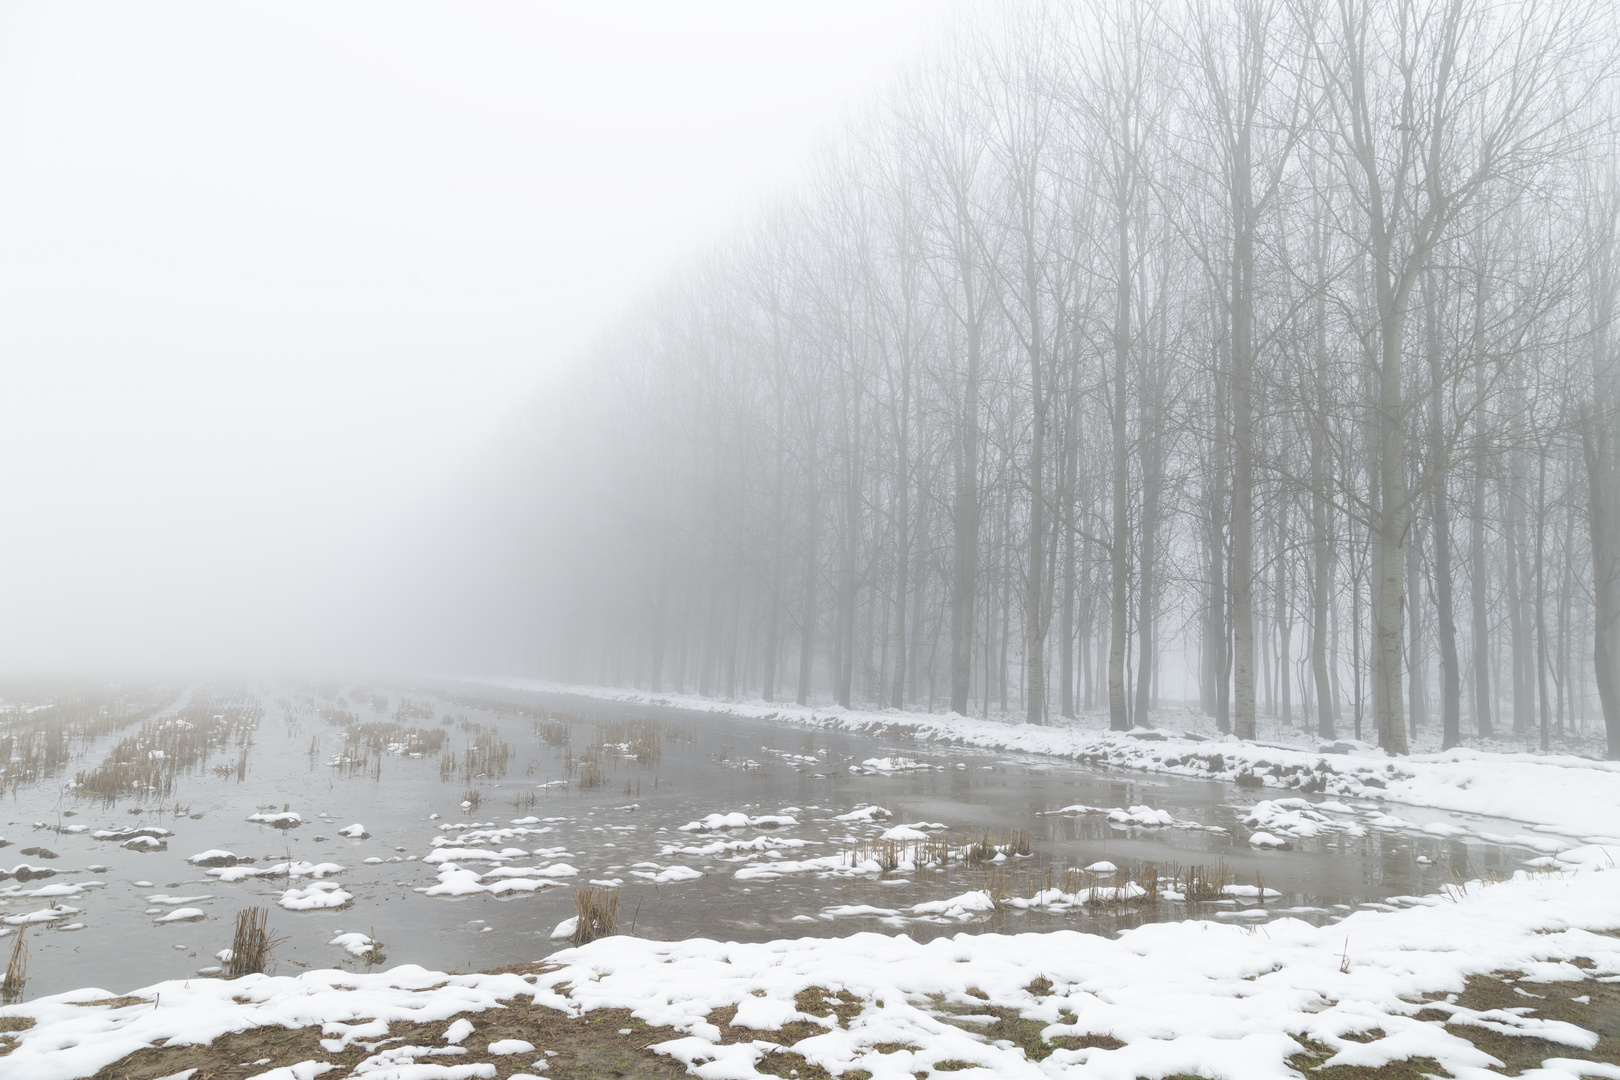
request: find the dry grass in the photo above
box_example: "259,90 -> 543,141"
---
841,838 -> 903,871
393,698 -> 436,722
226,907 -> 287,978
69,994 -> 687,1080
71,691 -> 261,805
1,927 -> 27,1003
461,731 -> 512,780
1167,859 -> 1232,901
573,887 -> 620,946
966,830 -> 1031,862
0,682 -> 183,796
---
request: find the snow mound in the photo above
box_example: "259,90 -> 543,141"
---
3,905 -> 80,925
489,1038 -> 535,1055
153,908 -> 207,923
279,882 -> 353,911
879,822 -> 947,842
857,756 -> 931,773
834,805 -> 892,822
1046,803 -> 1212,830
628,865 -> 703,884
678,812 -> 798,832
90,826 -> 171,842
329,933 -> 380,956
1243,798 -> 1366,840
421,861 -> 578,898
248,810 -> 303,828
910,890 -> 997,918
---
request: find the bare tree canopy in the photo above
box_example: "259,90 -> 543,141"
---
492,0 -> 1620,759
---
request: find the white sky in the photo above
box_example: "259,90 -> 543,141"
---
0,1 -> 949,672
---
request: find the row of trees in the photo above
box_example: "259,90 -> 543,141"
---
515,0 -> 1620,757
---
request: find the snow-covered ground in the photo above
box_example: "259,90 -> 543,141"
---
3,865 -> 1616,1080
480,679 -> 1620,847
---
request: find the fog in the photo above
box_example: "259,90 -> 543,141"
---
4,0 -> 1620,763
0,0 -> 945,672
466,0 -> 1620,760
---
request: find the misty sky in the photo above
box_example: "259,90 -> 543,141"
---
0,1 -> 948,671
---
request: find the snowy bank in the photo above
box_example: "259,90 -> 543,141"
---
481,679 -> 1620,844
3,866 -> 1617,1080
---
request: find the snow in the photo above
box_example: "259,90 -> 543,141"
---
153,908 -> 207,923
857,756 -> 931,773
2,905 -> 80,925
1049,802 -> 1210,830
329,933 -> 380,957
4,882 -> 101,899
1248,830 -> 1290,848
627,864 -> 703,884
250,1062 -> 331,1080
549,916 -> 577,940
877,824 -> 934,841
247,810 -> 304,827
486,679 -> 1620,844
90,827 -> 172,841
4,865 -> 1615,1080
1243,797 -> 1366,840
279,882 -> 353,911
443,1018 -> 475,1044
206,866 -> 276,883
185,850 -> 239,867
271,861 -> 346,879
488,1039 -> 534,1055
909,890 -> 997,917
338,824 -> 368,839
678,812 -> 798,831
422,847 -> 530,864
421,860 -> 577,898
833,805 -> 891,822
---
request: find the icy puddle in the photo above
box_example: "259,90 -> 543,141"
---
0,681 -> 1564,1000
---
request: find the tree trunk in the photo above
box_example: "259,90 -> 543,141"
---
1471,451 -> 1492,737
1135,359 -> 1161,729
1108,191 -> 1131,733
1425,269 -> 1461,749
950,313 -> 981,716
796,435 -> 818,706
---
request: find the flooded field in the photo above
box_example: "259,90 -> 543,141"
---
0,680 -> 1551,1001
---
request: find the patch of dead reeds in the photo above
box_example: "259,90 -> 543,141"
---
227,906 -> 287,977
2,926 -> 27,1003
573,887 -> 620,946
